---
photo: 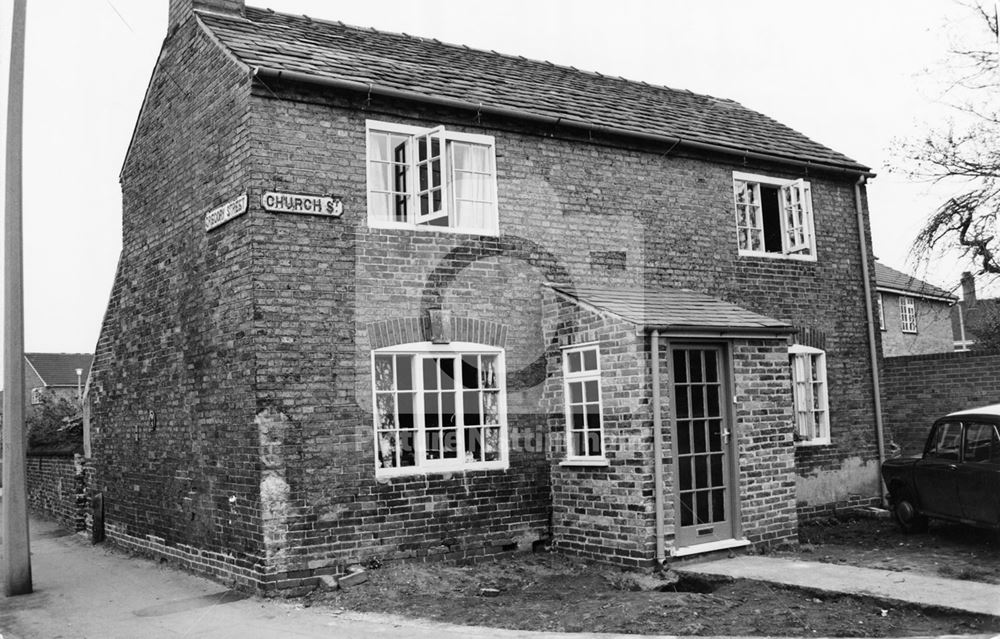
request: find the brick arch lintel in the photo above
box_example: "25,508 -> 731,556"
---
367,316 -> 508,350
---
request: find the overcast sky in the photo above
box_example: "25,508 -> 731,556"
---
0,0 -> 992,357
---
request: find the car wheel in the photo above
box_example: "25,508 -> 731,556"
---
892,489 -> 929,534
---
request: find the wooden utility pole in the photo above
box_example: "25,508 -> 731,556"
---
2,0 -> 32,597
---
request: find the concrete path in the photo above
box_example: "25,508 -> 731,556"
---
677,556 -> 1000,617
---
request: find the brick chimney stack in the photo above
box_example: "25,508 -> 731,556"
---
169,0 -> 244,31
961,271 -> 977,305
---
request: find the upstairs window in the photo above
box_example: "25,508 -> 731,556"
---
789,344 -> 829,445
372,343 -> 507,476
899,296 -> 917,333
367,120 -> 499,235
733,172 -> 815,259
562,345 -> 606,461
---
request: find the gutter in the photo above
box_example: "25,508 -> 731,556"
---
251,66 -> 875,179
854,178 -> 887,504
874,285 -> 957,305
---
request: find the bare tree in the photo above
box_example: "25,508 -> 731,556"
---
904,2 -> 1000,277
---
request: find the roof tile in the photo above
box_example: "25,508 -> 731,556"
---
197,7 -> 869,172
551,286 -> 793,333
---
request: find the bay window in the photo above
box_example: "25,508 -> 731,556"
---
372,343 -> 507,476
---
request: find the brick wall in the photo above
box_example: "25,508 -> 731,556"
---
25,453 -> 88,532
883,350 -> 1000,455
88,15 -> 262,585
542,289 -> 653,566
730,341 -> 798,545
879,292 -> 955,357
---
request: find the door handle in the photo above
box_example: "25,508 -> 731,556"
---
723,429 -> 731,444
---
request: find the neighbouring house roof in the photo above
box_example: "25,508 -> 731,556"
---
550,286 -> 793,335
24,353 -> 93,388
874,263 -> 957,303
195,7 -> 870,174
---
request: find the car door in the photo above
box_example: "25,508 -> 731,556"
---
913,420 -> 964,519
956,420 -> 1000,525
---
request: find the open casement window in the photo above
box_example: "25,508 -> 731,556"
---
789,344 -> 830,445
372,343 -> 507,476
367,120 -> 498,235
562,345 -> 606,460
733,172 -> 816,259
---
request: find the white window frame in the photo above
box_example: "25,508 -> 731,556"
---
30,387 -> 44,405
561,343 -> 607,463
732,171 -> 817,262
789,344 -> 830,446
371,341 -> 508,478
877,294 -> 886,331
899,296 -> 917,333
366,120 -> 500,236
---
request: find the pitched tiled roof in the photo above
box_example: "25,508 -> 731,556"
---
196,7 -> 869,173
874,263 -> 957,302
551,286 -> 793,333
24,353 -> 93,387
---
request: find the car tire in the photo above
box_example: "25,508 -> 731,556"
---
892,489 -> 929,534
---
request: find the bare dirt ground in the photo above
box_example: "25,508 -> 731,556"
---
311,517 -> 1000,637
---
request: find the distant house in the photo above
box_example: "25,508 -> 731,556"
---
952,272 -> 1000,351
874,263 -> 957,356
0,353 -> 92,416
24,353 -> 92,407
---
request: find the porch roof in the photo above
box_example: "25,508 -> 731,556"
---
550,285 -> 794,336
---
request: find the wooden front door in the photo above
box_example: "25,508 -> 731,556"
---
670,345 -> 735,547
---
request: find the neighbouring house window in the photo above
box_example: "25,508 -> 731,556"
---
30,387 -> 43,404
789,345 -> 830,445
899,296 -> 917,333
733,172 -> 815,259
877,294 -> 886,331
562,345 -> 605,459
372,343 -> 507,476
367,120 -> 498,235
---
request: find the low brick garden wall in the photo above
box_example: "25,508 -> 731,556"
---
25,452 -> 89,532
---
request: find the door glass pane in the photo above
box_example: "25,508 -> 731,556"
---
705,352 -> 718,382
696,490 -> 709,523
673,351 -> 687,384
680,493 -> 694,526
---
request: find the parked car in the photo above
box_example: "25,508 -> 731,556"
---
882,404 -> 1000,533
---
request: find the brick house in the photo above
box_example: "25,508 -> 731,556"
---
87,0 -> 886,593
0,352 -> 91,428
873,263 -> 957,356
